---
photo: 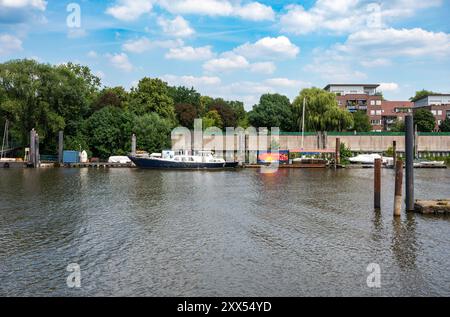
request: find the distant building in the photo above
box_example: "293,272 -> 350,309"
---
413,94 -> 450,130
324,84 -> 413,132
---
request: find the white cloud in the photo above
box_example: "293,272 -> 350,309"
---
203,52 -> 250,72
0,0 -> 47,23
156,0 -> 274,21
234,36 -> 300,60
0,0 -> 46,10
280,1 -> 360,35
157,15 -> 195,38
343,28 -> 450,58
234,2 -> 275,21
280,0 -> 444,35
264,78 -> 306,88
87,50 -> 98,58
249,62 -> 276,75
162,74 -> 221,87
0,34 -> 23,56
304,59 -> 367,82
106,0 -> 153,21
107,53 -> 134,72
122,37 -> 183,53
379,82 -> 399,91
360,58 -> 391,68
165,45 -> 214,61
67,28 -> 87,39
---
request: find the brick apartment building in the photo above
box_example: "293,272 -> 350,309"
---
324,84 -> 413,132
414,94 -> 450,130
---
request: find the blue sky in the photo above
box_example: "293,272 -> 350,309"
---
1,0 -> 449,110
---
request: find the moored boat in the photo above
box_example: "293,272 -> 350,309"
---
129,150 -> 238,170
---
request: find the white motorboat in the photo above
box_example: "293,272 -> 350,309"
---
349,154 -> 392,165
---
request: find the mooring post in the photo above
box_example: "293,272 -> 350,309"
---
374,158 -> 381,210
58,131 -> 64,165
394,159 -> 403,217
131,134 -> 136,156
35,133 -> 40,168
30,129 -> 36,167
335,138 -> 340,169
405,115 -> 415,211
392,140 -> 397,166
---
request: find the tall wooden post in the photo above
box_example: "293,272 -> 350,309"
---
392,140 -> 397,167
374,158 -> 382,210
58,131 -> 64,165
35,133 -> 40,168
405,116 -> 415,211
394,159 -> 403,217
131,134 -> 136,156
335,138 -> 340,169
30,129 -> 36,167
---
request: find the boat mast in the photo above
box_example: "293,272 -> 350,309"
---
1,119 -> 9,159
301,98 -> 306,150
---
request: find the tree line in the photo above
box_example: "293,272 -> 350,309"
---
1,60 -> 448,159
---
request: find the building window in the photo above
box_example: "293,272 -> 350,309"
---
376,110 -> 382,115
370,100 -> 375,106
371,120 -> 381,125
431,110 -> 437,115
376,100 -> 382,106
437,110 -> 443,116
370,110 -> 375,115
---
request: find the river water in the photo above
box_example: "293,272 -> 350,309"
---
0,168 -> 449,297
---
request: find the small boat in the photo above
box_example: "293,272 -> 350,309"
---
292,158 -> 329,168
129,150 -> 238,170
414,160 -> 446,168
349,154 -> 392,165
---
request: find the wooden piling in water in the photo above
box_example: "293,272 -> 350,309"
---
374,158 -> 381,210
335,138 -> 340,169
405,115 -> 415,211
394,159 -> 403,217
393,140 -> 397,167
58,131 -> 64,165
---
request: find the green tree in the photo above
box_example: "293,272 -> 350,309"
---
92,87 -> 128,112
414,109 -> 436,132
410,90 -> 436,102
129,77 -> 176,121
227,100 -> 249,128
248,93 -> 295,131
202,110 -> 223,129
0,59 -> 100,153
85,106 -> 134,159
292,88 -> 353,132
339,142 -> 353,164
439,118 -> 450,132
351,111 -> 372,132
390,119 -> 405,132
174,103 -> 198,129
133,113 -> 174,153
169,86 -> 201,110
208,99 -> 238,128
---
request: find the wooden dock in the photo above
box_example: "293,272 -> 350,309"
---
414,200 -> 450,215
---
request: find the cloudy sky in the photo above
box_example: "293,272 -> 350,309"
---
0,0 -> 449,109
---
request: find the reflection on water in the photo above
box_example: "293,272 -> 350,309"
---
0,168 -> 449,296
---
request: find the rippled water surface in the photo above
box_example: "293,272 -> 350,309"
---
0,168 -> 449,296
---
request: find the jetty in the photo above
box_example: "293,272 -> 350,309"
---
414,200 -> 450,215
